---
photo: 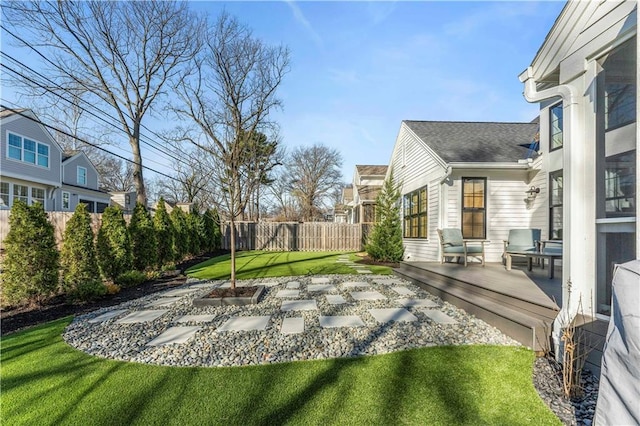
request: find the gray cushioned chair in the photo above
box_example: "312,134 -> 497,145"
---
437,228 -> 485,267
503,228 -> 541,264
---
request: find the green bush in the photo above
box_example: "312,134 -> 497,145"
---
187,210 -> 204,255
115,270 -> 147,288
96,206 -> 131,281
153,198 -> 175,267
1,201 -> 59,307
365,170 -> 405,263
60,203 -> 104,301
170,207 -> 189,262
129,203 -> 158,271
203,209 -> 222,252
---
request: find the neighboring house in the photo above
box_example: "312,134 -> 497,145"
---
1,108 -> 111,212
110,191 -> 137,214
519,0 -> 637,367
348,165 -> 388,224
338,184 -> 354,223
388,120 -> 543,263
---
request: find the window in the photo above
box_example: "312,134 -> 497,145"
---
31,187 -> 45,206
13,184 -> 28,204
6,133 -> 50,167
77,167 -> 87,185
0,182 -> 9,207
549,171 -> 563,239
550,103 -> 563,150
462,178 -> 486,239
603,151 -> 636,218
403,186 -> 428,238
62,191 -> 70,210
602,37 -> 636,130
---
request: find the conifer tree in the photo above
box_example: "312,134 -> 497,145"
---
153,198 -> 175,267
187,210 -> 204,255
96,206 -> 131,281
170,206 -> 189,261
2,201 -> 59,306
203,208 -> 222,252
365,171 -> 405,263
129,202 -> 158,270
60,203 -> 104,300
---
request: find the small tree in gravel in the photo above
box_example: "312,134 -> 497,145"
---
153,198 -> 175,267
60,203 -> 105,301
129,202 -> 157,271
2,200 -> 59,307
170,207 -> 189,262
365,170 -> 404,263
96,206 -> 132,281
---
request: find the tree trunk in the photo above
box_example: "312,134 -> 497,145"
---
229,216 -> 237,289
131,121 -> 147,206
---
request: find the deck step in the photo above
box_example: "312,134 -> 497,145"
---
395,263 -> 557,352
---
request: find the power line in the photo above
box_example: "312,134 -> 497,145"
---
0,104 -> 180,183
0,25 -> 190,167
0,57 -> 187,171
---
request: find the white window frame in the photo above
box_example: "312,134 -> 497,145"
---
6,132 -> 50,168
31,187 -> 45,206
77,166 -> 87,186
62,191 -> 70,210
0,181 -> 9,208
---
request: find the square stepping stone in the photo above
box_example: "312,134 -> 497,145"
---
286,281 -> 300,289
281,317 -> 304,334
281,300 -> 318,311
342,281 -> 369,289
356,270 -> 372,274
336,259 -> 352,263
368,308 -> 418,323
423,310 -> 457,324
389,286 -> 416,296
116,310 -> 166,324
308,284 -> 337,293
147,326 -> 201,346
176,314 -> 216,323
397,298 -> 438,308
189,282 -> 217,289
162,288 -> 197,297
88,309 -> 127,323
325,294 -> 347,305
349,291 -> 387,301
217,316 -> 271,332
374,277 -> 402,285
319,315 -> 365,328
275,289 -> 300,298
146,297 -> 181,308
311,277 -> 331,284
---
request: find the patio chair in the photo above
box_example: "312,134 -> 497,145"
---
437,228 -> 485,267
503,228 -> 541,265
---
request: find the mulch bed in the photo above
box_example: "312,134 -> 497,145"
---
0,251 -> 227,336
355,255 -> 400,269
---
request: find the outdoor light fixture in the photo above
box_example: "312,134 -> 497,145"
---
525,186 -> 540,201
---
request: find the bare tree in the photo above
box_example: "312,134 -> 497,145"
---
3,1 -> 202,206
287,144 -> 343,221
96,157 -> 135,193
173,12 -> 289,288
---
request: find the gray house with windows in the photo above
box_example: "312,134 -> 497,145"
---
387,120 -> 545,263
1,108 -> 111,212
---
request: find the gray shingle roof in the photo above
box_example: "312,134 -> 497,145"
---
403,120 -> 539,163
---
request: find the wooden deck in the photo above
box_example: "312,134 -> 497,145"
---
394,261 -> 562,352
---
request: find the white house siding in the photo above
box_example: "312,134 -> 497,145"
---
0,113 -> 62,187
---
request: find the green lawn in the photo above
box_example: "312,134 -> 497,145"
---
187,251 -> 393,280
1,317 -> 560,425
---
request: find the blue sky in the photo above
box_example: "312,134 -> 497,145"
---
195,1 -> 565,180
1,1 -> 566,182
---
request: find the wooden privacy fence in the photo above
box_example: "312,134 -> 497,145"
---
0,210 -> 131,250
222,222 -> 372,252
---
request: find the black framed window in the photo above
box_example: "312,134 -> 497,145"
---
462,177 -> 486,239
550,103 -> 563,150
602,37 -> 636,130
403,186 -> 427,238
604,151 -> 636,218
549,170 -> 563,240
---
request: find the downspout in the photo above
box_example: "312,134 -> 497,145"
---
519,66 -> 584,360
438,165 -> 452,230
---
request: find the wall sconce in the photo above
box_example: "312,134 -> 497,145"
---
525,186 -> 540,201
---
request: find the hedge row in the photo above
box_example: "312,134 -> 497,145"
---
1,199 -> 222,307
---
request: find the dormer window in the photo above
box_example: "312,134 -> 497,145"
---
7,132 -> 49,167
77,166 -> 87,186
